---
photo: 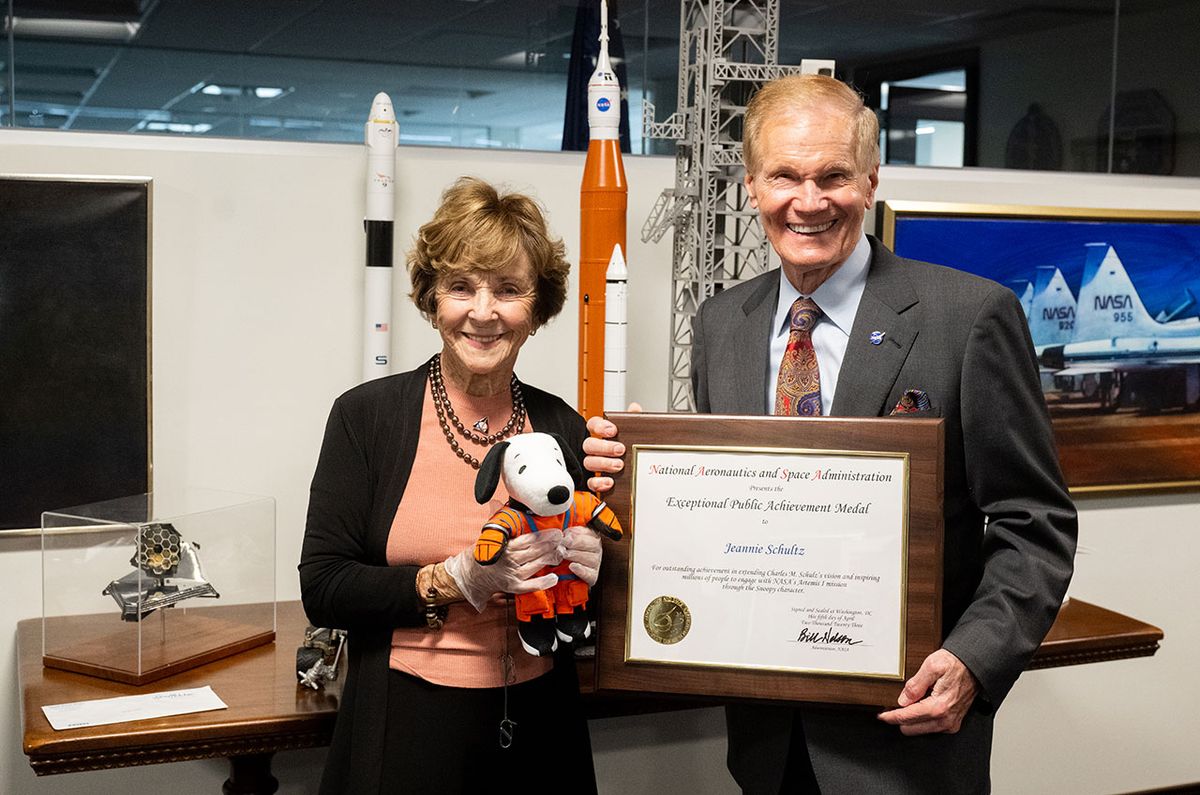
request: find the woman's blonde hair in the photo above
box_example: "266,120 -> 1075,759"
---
408,177 -> 569,327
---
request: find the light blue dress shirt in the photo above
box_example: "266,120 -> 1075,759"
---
766,233 -> 871,415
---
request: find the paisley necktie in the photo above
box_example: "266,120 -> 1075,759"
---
774,297 -> 823,417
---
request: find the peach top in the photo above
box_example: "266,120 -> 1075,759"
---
386,381 -> 550,688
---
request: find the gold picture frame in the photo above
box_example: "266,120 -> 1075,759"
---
879,200 -> 1200,494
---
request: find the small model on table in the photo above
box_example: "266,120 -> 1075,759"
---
102,522 -> 220,621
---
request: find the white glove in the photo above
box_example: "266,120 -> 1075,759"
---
444,529 -> 566,612
563,526 -> 603,587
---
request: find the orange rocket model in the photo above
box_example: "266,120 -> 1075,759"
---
578,0 -> 627,420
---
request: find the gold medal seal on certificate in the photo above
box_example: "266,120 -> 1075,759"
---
643,596 -> 691,645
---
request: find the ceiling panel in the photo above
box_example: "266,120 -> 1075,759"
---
5,0 -> 1194,149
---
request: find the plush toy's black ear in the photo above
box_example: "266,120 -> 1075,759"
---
550,432 -> 585,488
475,441 -> 510,504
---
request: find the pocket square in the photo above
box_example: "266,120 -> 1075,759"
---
891,389 -> 932,415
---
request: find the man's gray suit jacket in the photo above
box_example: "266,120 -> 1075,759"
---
691,237 -> 1077,794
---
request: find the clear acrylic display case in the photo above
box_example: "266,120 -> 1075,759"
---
41,489 -> 276,685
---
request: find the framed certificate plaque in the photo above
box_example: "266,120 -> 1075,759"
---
596,413 -> 944,708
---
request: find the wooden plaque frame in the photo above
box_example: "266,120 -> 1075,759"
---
596,413 -> 944,708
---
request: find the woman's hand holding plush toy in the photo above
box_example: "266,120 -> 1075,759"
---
443,529 -> 566,612
563,526 -> 603,587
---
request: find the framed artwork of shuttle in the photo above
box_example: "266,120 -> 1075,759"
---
0,175 -> 152,532
878,200 -> 1200,493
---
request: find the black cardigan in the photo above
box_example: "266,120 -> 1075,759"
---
299,360 -> 589,794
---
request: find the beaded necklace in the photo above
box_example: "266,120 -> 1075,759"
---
428,353 -> 526,469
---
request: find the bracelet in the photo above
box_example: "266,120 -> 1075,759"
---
416,565 -> 449,630
423,589 -> 448,630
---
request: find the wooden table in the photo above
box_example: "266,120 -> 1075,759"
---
19,599 -> 1162,793
19,601 -> 338,793
1028,598 -> 1164,669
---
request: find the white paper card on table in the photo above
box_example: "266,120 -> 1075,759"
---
41,685 -> 228,731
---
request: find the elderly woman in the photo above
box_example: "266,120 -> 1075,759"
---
300,177 -> 601,793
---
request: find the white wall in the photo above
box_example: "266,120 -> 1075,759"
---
1,129 -> 1197,793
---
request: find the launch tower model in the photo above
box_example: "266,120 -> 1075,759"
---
642,0 -> 805,412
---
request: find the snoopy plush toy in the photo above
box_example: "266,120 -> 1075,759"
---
473,432 -> 623,656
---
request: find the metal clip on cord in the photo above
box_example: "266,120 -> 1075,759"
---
499,595 -> 517,749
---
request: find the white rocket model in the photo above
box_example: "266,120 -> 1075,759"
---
363,92 -> 397,382
587,0 -> 620,141
603,244 -> 628,412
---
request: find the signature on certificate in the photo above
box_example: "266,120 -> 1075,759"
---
790,626 -> 862,646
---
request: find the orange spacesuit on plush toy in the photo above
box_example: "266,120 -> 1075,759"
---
473,432 -> 622,657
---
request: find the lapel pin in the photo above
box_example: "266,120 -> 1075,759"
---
869,331 -> 886,346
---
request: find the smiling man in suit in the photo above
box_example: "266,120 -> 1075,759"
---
584,74 -> 1077,794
